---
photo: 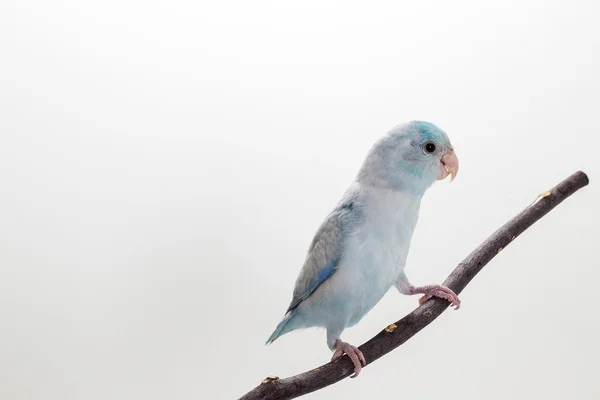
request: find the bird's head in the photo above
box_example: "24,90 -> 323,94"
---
357,121 -> 459,195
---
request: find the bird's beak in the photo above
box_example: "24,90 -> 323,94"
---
438,148 -> 459,182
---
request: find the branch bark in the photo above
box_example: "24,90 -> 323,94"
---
239,171 -> 589,400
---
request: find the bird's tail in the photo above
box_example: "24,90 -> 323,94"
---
265,311 -> 295,345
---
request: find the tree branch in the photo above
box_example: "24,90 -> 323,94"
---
239,171 -> 589,400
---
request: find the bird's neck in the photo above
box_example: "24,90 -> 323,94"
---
360,184 -> 424,217
356,173 -> 432,197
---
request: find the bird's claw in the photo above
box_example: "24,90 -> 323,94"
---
331,340 -> 366,378
416,285 -> 461,309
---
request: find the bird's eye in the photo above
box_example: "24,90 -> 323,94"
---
423,141 -> 436,154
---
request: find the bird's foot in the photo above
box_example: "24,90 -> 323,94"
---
412,284 -> 461,309
331,339 -> 366,378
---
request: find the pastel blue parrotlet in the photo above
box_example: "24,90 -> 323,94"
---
266,121 -> 460,377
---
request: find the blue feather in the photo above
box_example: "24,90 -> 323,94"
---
265,311 -> 294,345
287,259 -> 338,312
265,259 -> 338,344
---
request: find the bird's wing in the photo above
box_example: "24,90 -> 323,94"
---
286,195 -> 361,312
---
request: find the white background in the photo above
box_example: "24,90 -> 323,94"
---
1,1 -> 599,399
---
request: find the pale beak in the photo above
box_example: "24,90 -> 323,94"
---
438,148 -> 459,182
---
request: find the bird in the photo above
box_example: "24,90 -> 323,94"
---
265,121 -> 460,377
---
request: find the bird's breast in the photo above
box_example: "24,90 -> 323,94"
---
345,190 -> 421,291
304,188 -> 422,328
